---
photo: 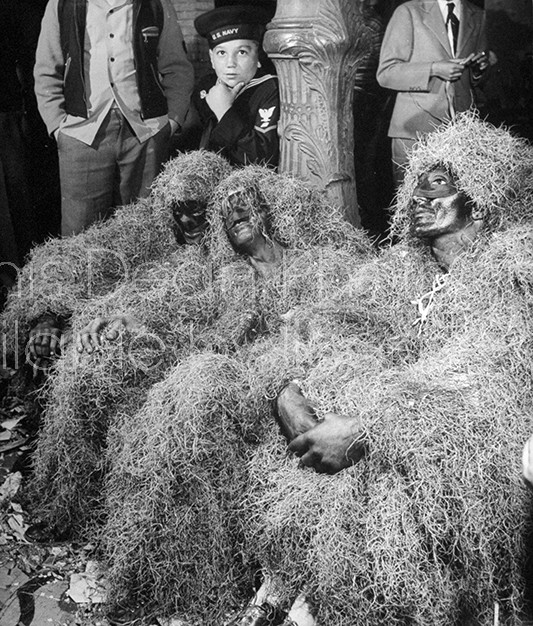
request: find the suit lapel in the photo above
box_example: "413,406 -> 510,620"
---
457,1 -> 476,57
420,0 -> 452,56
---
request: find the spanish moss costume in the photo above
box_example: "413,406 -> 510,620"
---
101,165 -> 373,623
243,113 -> 533,625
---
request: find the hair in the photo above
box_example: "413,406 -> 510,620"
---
205,165 -> 373,268
150,150 -> 233,247
390,111 -> 533,244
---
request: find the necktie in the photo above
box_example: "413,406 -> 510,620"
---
446,2 -> 459,54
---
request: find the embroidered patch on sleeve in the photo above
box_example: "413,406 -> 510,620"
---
259,107 -> 276,128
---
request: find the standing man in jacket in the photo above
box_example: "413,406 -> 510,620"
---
377,0 -> 493,186
34,0 -> 194,236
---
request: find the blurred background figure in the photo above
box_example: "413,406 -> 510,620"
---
0,0 -> 41,300
353,0 -> 393,240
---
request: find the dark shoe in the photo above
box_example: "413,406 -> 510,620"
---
106,600 -> 150,626
24,521 -> 71,544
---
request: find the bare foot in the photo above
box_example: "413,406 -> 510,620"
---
275,382 -> 319,442
232,575 -> 285,625
283,594 -> 316,626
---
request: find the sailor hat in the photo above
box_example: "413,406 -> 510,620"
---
195,2 -> 275,49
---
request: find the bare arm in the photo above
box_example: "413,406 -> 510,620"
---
0,199 -> 175,361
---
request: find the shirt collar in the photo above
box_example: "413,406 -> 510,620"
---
92,0 -> 131,8
437,0 -> 462,22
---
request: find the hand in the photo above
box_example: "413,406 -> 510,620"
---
205,79 -> 245,121
469,51 -> 489,74
76,314 -> 140,354
468,50 -> 496,77
522,435 -> 533,489
288,412 -> 367,474
28,315 -> 62,360
27,315 -> 63,378
431,59 -> 467,82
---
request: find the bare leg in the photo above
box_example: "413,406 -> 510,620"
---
275,382 -> 319,442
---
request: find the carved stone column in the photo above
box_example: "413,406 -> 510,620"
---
264,0 -> 371,226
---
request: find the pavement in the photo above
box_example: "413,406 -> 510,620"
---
0,368 -> 111,626
0,368 -> 205,626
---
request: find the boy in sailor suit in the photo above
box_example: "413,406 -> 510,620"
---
193,2 -> 280,168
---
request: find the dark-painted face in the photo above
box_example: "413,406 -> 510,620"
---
411,167 -> 472,238
224,189 -> 267,252
171,199 -> 208,245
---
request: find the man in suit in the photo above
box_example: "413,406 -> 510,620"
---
377,0 -> 493,186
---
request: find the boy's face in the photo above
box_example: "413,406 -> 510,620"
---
209,39 -> 260,88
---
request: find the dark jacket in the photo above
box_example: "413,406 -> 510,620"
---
193,70 -> 279,167
34,0 -> 193,133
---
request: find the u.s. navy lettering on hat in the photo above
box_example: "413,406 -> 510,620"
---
194,4 -> 274,48
213,27 -> 239,40
208,23 -> 264,46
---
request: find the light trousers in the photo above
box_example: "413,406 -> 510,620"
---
58,108 -> 170,236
